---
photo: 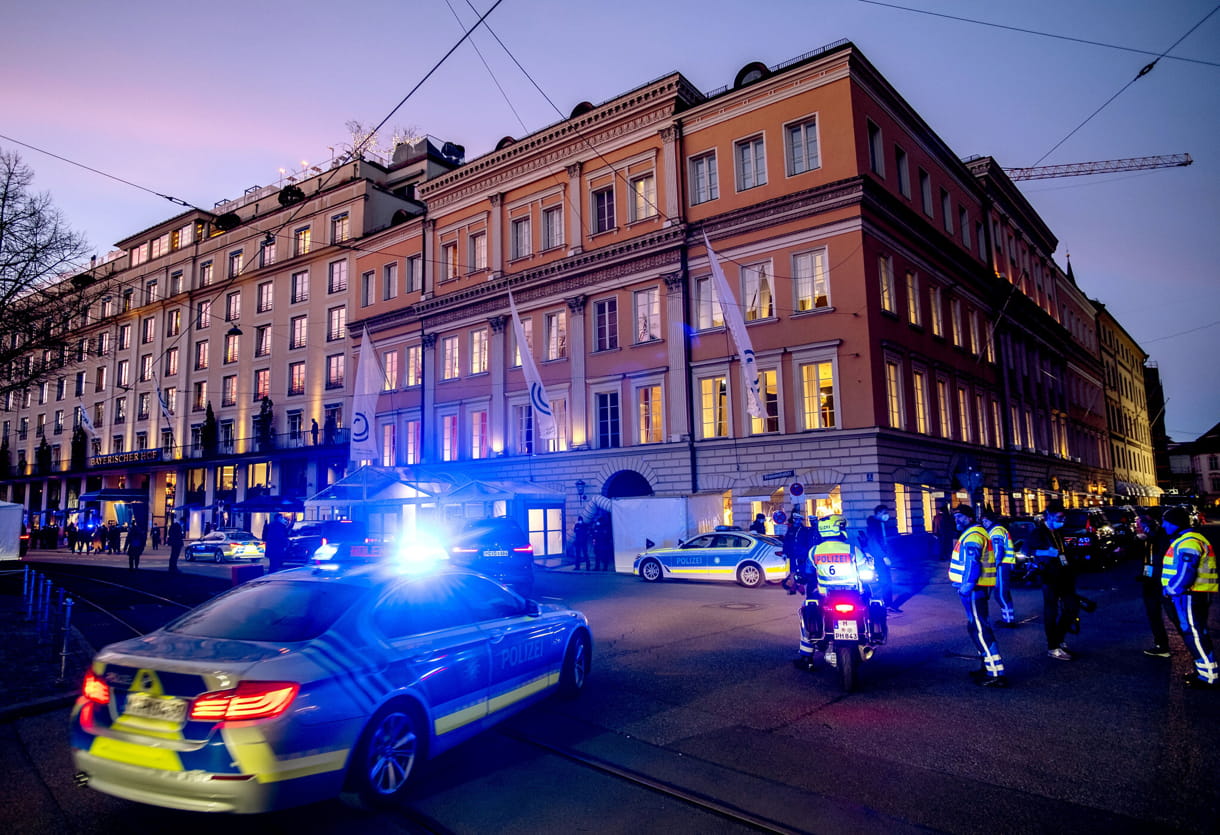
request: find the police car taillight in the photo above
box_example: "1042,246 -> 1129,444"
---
513,545 -> 534,554
81,670 -> 109,705
190,681 -> 299,721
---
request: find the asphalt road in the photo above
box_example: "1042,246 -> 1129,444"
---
2,548 -> 1217,833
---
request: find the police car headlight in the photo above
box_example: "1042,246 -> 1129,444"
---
314,542 -> 339,562
860,568 -> 876,582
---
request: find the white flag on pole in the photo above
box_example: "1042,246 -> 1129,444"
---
349,326 -> 382,464
703,232 -> 765,418
77,403 -> 96,437
508,292 -> 557,440
156,386 -> 173,424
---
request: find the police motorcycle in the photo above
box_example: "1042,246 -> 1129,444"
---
799,516 -> 888,692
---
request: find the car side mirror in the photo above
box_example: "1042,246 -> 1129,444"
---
526,599 -> 541,618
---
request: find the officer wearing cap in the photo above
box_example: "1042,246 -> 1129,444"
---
1161,506 -> 1218,689
950,504 -> 1006,686
781,510 -> 814,595
979,506 -> 1016,626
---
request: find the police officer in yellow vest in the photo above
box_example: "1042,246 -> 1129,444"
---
979,506 -> 1016,626
1161,506 -> 1218,689
793,515 -> 878,670
950,504 -> 1007,687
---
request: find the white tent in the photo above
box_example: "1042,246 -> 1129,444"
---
0,501 -> 23,560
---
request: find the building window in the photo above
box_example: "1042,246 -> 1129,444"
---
634,288 -> 661,342
886,360 -> 904,429
958,387 -> 972,443
951,298 -> 963,347
441,414 -> 459,461
689,151 -> 718,204
192,381 -> 207,411
224,333 -> 239,364
895,146 -> 910,198
594,298 -> 618,352
937,379 -> 953,438
228,250 -> 244,279
259,237 -> 276,268
785,117 -> 820,176
633,384 -> 662,443
742,263 -> 774,321
291,271 -> 309,303
255,325 -> 271,357
403,419 -> 420,465
290,316 -> 307,349
382,263 -> 398,301
331,212 -> 350,243
471,410 -> 489,459
294,227 -> 311,257
326,306 -> 346,342
328,260 -> 347,293
544,311 -> 567,360
750,369 -> 779,435
164,347 -> 179,377
442,242 -> 459,280
382,350 -> 398,390
545,398 -> 568,453
139,354 -> 153,383
257,281 -> 273,313
166,309 -> 181,337
695,277 -> 723,330
512,404 -> 534,455
254,368 -> 270,401
867,120 -> 884,176
470,329 -> 488,375
597,391 -> 621,449
700,376 -> 728,438
118,324 -> 131,350
325,354 -> 345,389
592,186 -> 615,234
878,255 -> 896,313
441,336 -> 460,380
800,361 -> 837,430
913,369 -> 930,434
509,217 -> 531,260
469,231 -> 487,271
960,208 -> 971,248
906,271 -> 921,326
225,291 -> 241,322
542,206 -> 564,250
919,169 -> 932,216
969,309 -> 981,355
194,341 -> 208,371
793,249 -> 829,311
406,255 -> 422,292
222,375 -> 237,407
288,362 -> 306,396
406,345 -> 422,387
169,270 -> 183,296
628,173 -> 656,222
930,285 -> 944,337
735,136 -> 767,190
941,189 -> 954,234
141,317 -> 155,344
130,243 -> 148,266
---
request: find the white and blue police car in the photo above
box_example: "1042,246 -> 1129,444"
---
70,556 -> 591,814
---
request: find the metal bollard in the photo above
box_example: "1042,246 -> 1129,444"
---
24,570 -> 37,621
58,597 -> 75,684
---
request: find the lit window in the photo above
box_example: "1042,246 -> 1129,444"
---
629,174 -> 656,222
793,249 -> 829,311
470,329 -> 488,375
325,354 -> 345,389
742,263 -> 773,321
544,311 -> 567,360
878,255 -> 896,313
441,336 -> 460,380
700,376 -> 728,438
800,361 -> 837,430
294,227 -> 311,256
634,288 -> 660,342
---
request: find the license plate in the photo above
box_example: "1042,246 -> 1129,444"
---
1077,537 -> 1091,545
484,550 -> 509,557
833,620 -> 859,640
125,692 -> 187,723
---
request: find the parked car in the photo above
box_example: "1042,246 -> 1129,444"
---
285,519 -> 369,566
183,528 -> 265,563
70,565 -> 592,813
1059,508 -> 1122,570
448,517 -> 535,598
632,529 -> 787,588
1098,506 -> 1137,559
1005,517 -> 1041,585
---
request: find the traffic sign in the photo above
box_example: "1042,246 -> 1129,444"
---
789,482 -> 804,497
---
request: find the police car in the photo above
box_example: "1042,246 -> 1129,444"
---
632,528 -> 788,588
70,561 -> 592,814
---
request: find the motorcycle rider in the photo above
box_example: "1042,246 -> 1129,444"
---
1160,506 -> 1218,688
979,506 -> 1016,627
793,514 -> 882,670
950,504 -> 1007,687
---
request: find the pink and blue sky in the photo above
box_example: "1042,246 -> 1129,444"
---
3,0 -> 1217,441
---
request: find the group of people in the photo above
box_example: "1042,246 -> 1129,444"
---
948,501 -> 1217,690
568,517 -> 613,571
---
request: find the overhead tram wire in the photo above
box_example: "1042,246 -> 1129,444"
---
1031,3 -> 1220,166
854,0 -> 1220,70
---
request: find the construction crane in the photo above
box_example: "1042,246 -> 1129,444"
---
1004,153 -> 1192,181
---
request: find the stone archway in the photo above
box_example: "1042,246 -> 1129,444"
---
601,469 -> 654,499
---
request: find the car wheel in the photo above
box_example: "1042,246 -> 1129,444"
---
212,548 -> 224,563
639,558 -> 663,582
737,562 -> 764,588
557,632 -> 591,699
342,700 -> 426,810
184,550 -> 194,562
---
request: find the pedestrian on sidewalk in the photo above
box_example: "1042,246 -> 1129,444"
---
150,523 -> 161,550
167,515 -> 185,573
126,519 -> 147,570
570,520 -> 591,570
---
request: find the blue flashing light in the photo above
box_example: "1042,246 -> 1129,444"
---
392,533 -> 450,574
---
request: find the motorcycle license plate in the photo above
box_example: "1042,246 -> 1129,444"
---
833,620 -> 859,641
